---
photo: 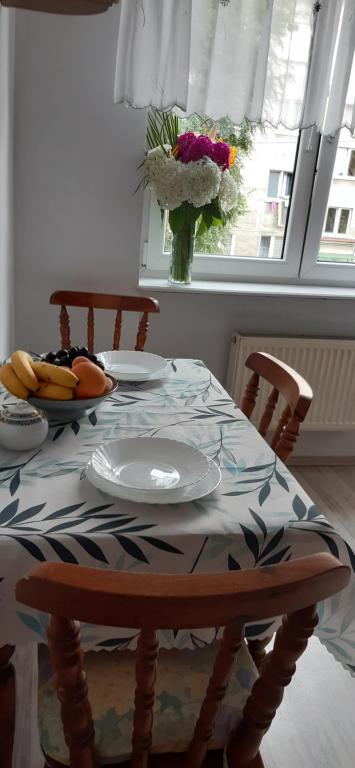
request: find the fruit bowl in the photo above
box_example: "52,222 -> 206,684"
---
28,374 -> 118,422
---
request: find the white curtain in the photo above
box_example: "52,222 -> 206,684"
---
0,6 -> 14,361
114,0 -> 355,136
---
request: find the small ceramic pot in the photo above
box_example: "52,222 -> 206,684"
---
0,402 -> 48,451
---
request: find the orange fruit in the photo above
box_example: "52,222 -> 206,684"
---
104,376 -> 113,394
72,356 -> 92,368
74,361 -> 106,399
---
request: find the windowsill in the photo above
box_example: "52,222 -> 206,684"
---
139,275 -> 355,299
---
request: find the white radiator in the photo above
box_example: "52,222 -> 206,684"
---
226,335 -> 355,431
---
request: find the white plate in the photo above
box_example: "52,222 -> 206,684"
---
90,438 -> 210,492
96,351 -> 169,382
86,455 -> 221,505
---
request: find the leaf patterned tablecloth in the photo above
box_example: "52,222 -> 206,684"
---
1,359 -> 355,674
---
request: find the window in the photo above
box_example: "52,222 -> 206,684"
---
267,171 -> 280,199
259,236 -> 271,258
266,170 -> 293,200
325,207 -> 336,233
334,148 -> 355,177
259,235 -> 284,259
324,207 -> 351,235
142,52 -> 355,288
281,172 -> 292,198
348,151 -> 355,177
278,201 -> 289,228
339,209 -> 351,234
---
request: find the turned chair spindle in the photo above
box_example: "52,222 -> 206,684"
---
15,554 -> 349,768
50,291 -> 160,354
241,352 -> 313,464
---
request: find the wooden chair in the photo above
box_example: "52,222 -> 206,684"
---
16,553 -> 349,768
1,1 -> 119,13
50,290 -> 160,354
241,352 -> 313,463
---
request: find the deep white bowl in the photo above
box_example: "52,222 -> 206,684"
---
96,350 -> 169,381
90,437 -> 210,492
28,375 -> 117,422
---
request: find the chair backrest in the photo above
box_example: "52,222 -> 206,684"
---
16,554 -> 349,768
1,1 -> 118,13
241,351 -> 313,463
50,290 -> 160,353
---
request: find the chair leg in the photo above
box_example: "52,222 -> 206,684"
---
249,753 -> 265,767
225,752 -> 264,768
226,606 -> 317,767
0,645 -> 15,768
247,637 -> 272,670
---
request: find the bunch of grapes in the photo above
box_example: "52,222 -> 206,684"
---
44,346 -> 105,371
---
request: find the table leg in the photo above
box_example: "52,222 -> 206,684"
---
0,644 -> 15,768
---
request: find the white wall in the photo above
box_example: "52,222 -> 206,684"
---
13,7 -> 355,456
0,9 -> 14,360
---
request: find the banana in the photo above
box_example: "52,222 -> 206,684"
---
11,350 -> 39,392
36,383 -> 74,401
31,361 -> 79,389
0,363 -> 29,400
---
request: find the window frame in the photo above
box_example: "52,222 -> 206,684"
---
299,132 -> 355,284
142,127 -> 321,284
141,125 -> 355,288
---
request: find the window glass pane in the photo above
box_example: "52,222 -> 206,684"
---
338,209 -> 350,234
162,121 -> 298,261
325,208 -> 336,233
279,202 -> 288,227
259,236 -> 271,257
334,147 -> 348,176
282,172 -> 293,197
348,151 -> 355,177
273,236 -> 284,259
318,55 -> 355,264
267,171 -> 280,198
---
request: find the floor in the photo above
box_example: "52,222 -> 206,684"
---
261,465 -> 355,768
292,466 -> 355,542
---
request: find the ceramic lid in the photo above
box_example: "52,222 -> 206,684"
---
0,402 -> 47,425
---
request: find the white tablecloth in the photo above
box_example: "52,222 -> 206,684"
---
0,359 -> 354,767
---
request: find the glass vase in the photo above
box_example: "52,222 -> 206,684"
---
169,222 -> 195,285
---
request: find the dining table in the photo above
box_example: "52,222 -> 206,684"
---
0,357 -> 355,768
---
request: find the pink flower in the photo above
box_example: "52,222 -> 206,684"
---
176,132 -> 196,159
213,141 -> 230,170
185,136 -> 215,163
176,132 -> 231,169
177,133 -> 215,164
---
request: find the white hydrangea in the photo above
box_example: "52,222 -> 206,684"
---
145,146 -> 186,210
218,169 -> 238,212
145,148 -> 233,212
145,145 -> 171,181
182,157 -> 221,208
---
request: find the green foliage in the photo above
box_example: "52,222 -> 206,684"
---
169,202 -> 203,235
146,108 -> 179,154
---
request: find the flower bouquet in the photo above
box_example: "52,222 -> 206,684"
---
144,112 -> 239,284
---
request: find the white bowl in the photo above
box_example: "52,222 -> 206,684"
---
97,351 -> 169,382
86,455 -> 221,505
28,375 -> 117,422
90,437 -> 210,491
